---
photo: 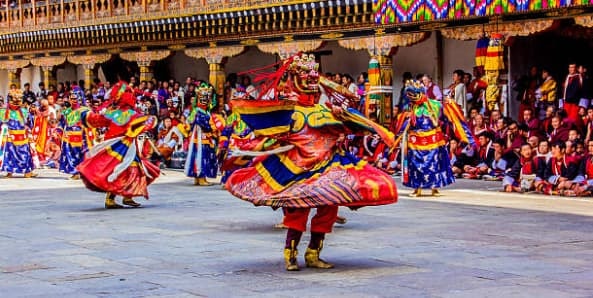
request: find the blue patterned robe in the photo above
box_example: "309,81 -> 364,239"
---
0,107 -> 34,174
59,107 -> 88,175
185,107 -> 218,178
403,100 -> 455,189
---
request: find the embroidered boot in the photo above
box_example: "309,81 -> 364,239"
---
122,197 -> 141,207
284,229 -> 302,271
409,188 -> 421,197
104,193 -> 123,209
305,233 -> 334,269
284,240 -> 299,271
24,172 -> 38,178
197,177 -> 212,186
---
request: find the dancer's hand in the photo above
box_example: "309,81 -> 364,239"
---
331,105 -> 343,116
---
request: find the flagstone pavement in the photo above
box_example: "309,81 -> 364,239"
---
2,169 -> 593,297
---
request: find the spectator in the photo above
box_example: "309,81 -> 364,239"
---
422,74 -> 442,101
463,131 -> 494,179
540,141 -> 582,196
503,143 -> 542,193
446,69 -> 467,117
562,63 -> 583,125
22,83 -> 36,106
536,68 -> 557,120
549,115 -> 569,144
468,66 -> 488,113
521,108 -> 540,138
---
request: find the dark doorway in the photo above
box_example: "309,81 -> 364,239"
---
508,19 -> 593,117
100,55 -> 139,83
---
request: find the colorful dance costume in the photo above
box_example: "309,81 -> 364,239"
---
0,90 -> 36,177
59,94 -> 91,179
185,83 -> 225,186
219,110 -> 253,185
392,80 -> 474,197
77,82 -> 160,208
226,54 -> 398,271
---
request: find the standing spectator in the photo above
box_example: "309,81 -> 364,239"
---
103,81 -> 112,100
398,72 -> 413,110
36,82 -> 47,99
240,75 -> 258,100
585,107 -> 593,142
356,72 -> 368,113
514,66 -> 540,120
536,68 -> 557,120
446,69 -> 467,117
468,66 -> 488,113
22,83 -> 36,106
158,81 -> 171,119
183,76 -> 193,93
422,74 -> 442,101
562,63 -> 583,125
579,65 -> 591,108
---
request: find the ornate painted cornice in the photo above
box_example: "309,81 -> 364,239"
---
185,46 -> 245,64
575,15 -> 593,28
440,20 -> 554,40
0,59 -> 30,70
30,56 -> 66,67
67,53 -> 113,66
120,50 -> 171,65
257,40 -> 323,59
338,33 -> 426,56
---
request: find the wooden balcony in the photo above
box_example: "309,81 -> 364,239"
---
0,0 -> 383,55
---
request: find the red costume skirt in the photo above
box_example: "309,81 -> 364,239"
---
226,151 -> 398,209
77,137 -> 160,198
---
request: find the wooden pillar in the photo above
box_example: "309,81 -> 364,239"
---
82,63 -> 95,90
138,60 -> 153,82
208,62 -> 225,98
8,68 -> 20,88
41,66 -> 55,88
377,55 -> 393,126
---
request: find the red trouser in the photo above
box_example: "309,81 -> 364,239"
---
564,102 -> 580,124
283,206 -> 339,233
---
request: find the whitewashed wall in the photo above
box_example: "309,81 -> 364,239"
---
316,40 -> 370,76
20,66 -> 42,91
56,63 -> 79,84
163,51 -> 210,81
0,36 -> 481,106
392,33 -> 438,105
0,70 -> 7,98
226,47 -> 277,75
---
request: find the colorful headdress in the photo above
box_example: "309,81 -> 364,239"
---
403,80 -> 425,102
7,89 -> 23,106
195,82 -> 216,111
108,81 -> 135,108
287,53 -> 319,74
110,81 -> 133,102
70,86 -> 85,103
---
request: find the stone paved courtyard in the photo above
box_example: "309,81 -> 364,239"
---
2,170 -> 593,297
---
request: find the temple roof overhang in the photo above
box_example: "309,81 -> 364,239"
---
0,0 -> 591,60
